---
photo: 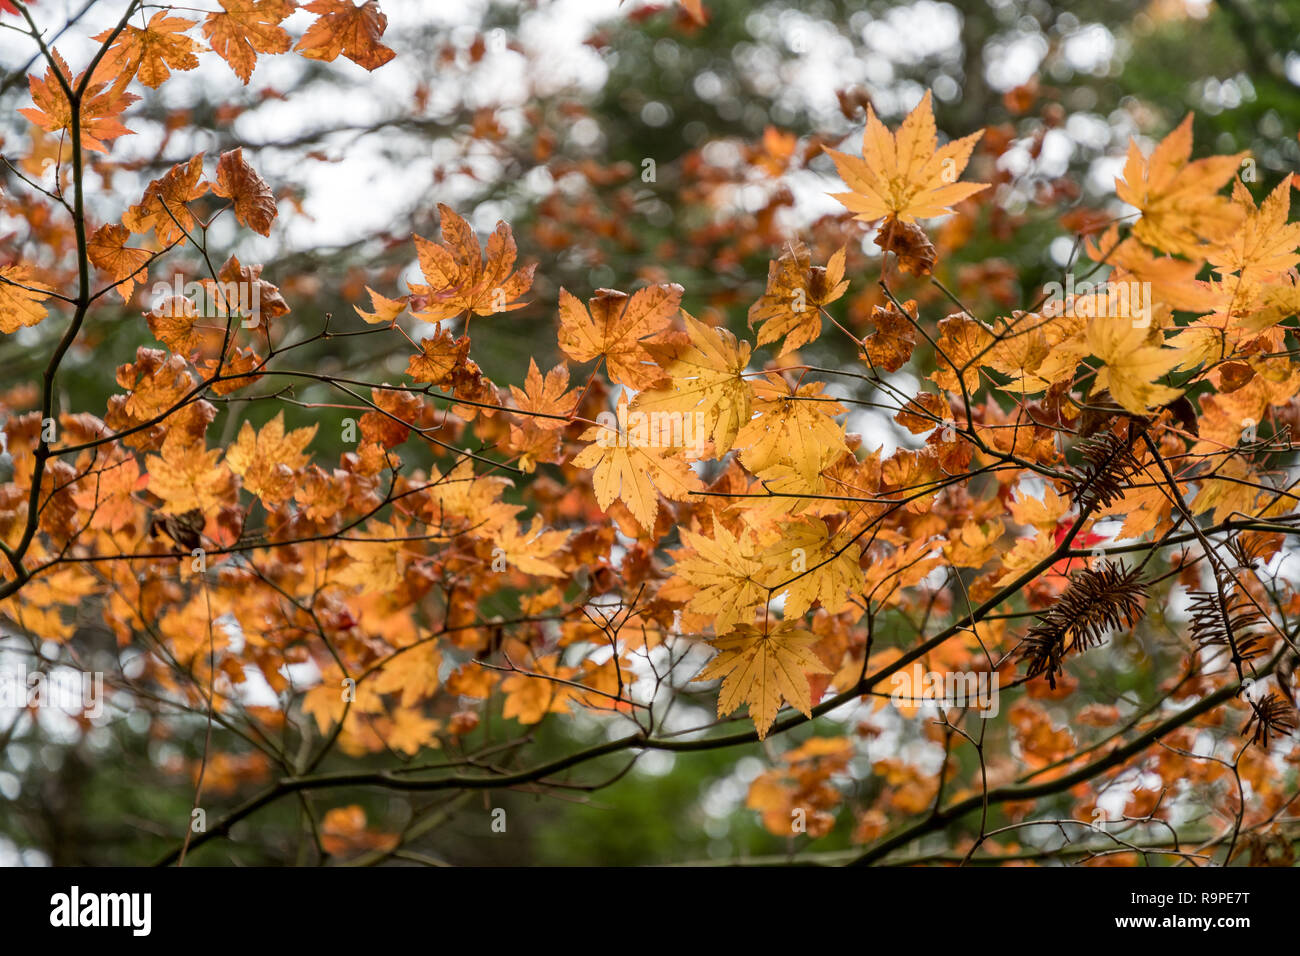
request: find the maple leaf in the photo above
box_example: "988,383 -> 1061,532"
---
827,90 -> 987,225
295,0 -> 396,71
508,359 -> 577,429
122,154 -> 209,245
1206,178 -> 1300,284
371,641 -> 442,707
861,300 -> 918,372
633,312 -> 753,456
146,293 -> 220,357
673,523 -> 769,633
211,148 -> 278,236
761,518 -> 862,617
733,376 -> 847,484
19,50 -> 139,154
202,0 -> 295,84
145,431 -> 234,514
501,656 -> 576,724
0,265 -> 52,333
93,12 -> 201,89
570,401 -> 705,531
406,328 -> 470,387
225,411 -> 317,505
1114,114 -> 1244,257
929,312 -> 993,395
88,223 -> 151,301
1085,321 -> 1183,415
354,286 -> 408,325
493,515 -> 569,577
335,520 -> 407,591
748,242 -> 849,356
410,204 -> 536,321
558,284 -> 682,388
693,621 -> 830,739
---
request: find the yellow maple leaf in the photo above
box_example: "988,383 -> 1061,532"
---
335,520 -> 407,591
501,655 -> 576,724
570,403 -> 705,531
1114,114 -> 1244,256
693,621 -> 830,739
145,431 -> 234,513
0,265 -> 52,334
1207,178 -> 1300,284
761,518 -> 862,617
827,90 -> 987,225
633,312 -> 753,456
353,286 -> 408,325
1085,320 -> 1183,415
733,376 -> 847,484
673,523 -> 769,633
493,514 -> 569,577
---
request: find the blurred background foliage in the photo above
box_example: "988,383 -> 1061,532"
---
1,0 -> 1299,864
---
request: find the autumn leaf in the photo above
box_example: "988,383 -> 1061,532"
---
1206,178 -> 1300,284
122,154 -> 209,245
1114,114 -> 1244,257
733,376 -> 847,484
672,523 -> 769,633
508,359 -> 578,429
633,312 -> 753,456
570,401 -> 705,531
334,520 -> 407,590
93,12 -> 201,89
827,90 -> 987,225
202,0 -> 295,84
558,284 -> 682,388
353,286 -> 408,325
1085,320 -> 1183,415
861,300 -> 918,372
19,49 -> 139,154
501,656 -> 576,724
295,0 -> 396,71
493,515 -> 569,577
0,265 -> 52,333
406,328 -> 469,386
88,223 -> 151,301
748,243 -> 848,356
410,204 -> 536,321
760,518 -> 862,617
211,148 -> 278,236
693,621 -> 830,739
145,431 -> 235,514
224,411 -> 317,505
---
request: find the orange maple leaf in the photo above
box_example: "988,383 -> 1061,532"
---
93,11 -> 201,89
202,0 -> 295,84
409,204 -> 536,321
557,283 -> 682,389
88,223 -> 151,301
211,148 -> 278,236
295,0 -> 396,71
18,50 -> 139,154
